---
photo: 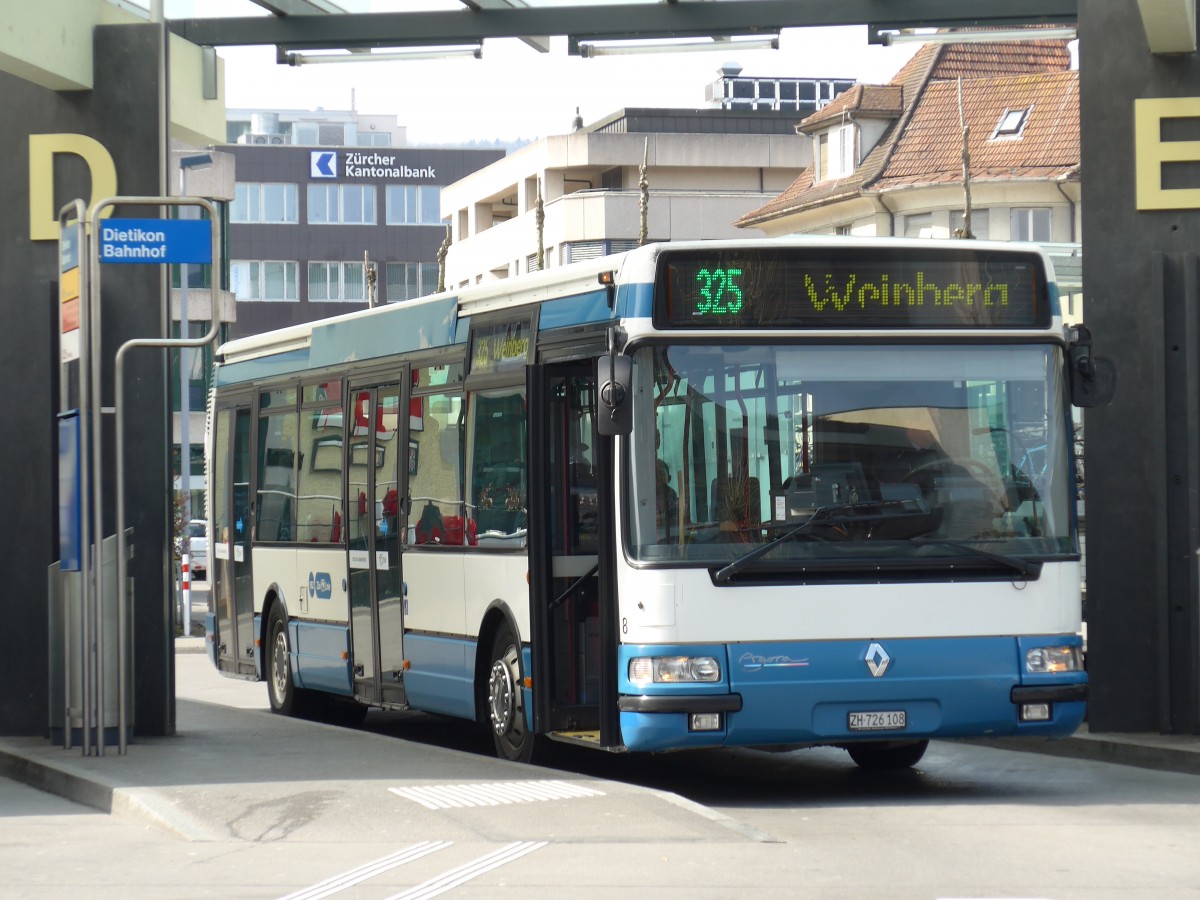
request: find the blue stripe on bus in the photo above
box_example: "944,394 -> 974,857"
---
617,636 -> 1086,752
615,282 -> 654,319
216,348 -> 310,387
292,620 -> 354,695
402,633 -> 477,720
310,293 -> 461,369
538,289 -> 614,330
1047,282 -> 1062,318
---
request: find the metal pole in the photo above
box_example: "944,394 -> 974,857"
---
179,288 -> 191,596
179,171 -> 191,633
88,198 -> 105,756
93,195 -> 222,755
112,195 -> 223,753
78,208 -> 93,757
58,200 -> 86,753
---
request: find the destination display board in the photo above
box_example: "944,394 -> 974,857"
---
657,246 -> 1050,329
469,318 -> 532,376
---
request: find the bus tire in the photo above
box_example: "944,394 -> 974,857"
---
486,624 -> 541,763
846,739 -> 929,770
266,603 -> 313,717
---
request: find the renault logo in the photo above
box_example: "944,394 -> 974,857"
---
865,642 -> 891,677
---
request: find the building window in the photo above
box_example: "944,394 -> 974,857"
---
563,239 -> 638,264
307,184 -> 377,225
815,124 -> 855,182
1011,208 -> 1051,242
309,261 -> 367,302
227,121 -> 250,144
992,107 -> 1032,139
232,183 -> 298,224
385,185 -> 442,225
949,208 -> 990,239
386,262 -> 439,302
902,213 -> 934,238
356,131 -> 391,147
230,260 -> 299,301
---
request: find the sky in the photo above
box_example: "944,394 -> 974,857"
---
158,1 -> 921,145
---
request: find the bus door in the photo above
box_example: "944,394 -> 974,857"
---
529,362 -> 616,745
211,401 -> 255,677
346,381 -> 409,706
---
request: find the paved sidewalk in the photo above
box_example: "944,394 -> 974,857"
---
1,642 -> 749,848
2,635 -> 1198,847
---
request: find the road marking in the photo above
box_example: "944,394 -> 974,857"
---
389,779 -> 605,810
278,841 -> 452,900
382,841 -> 547,900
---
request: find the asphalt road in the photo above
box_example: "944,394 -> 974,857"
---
4,652 -> 1200,899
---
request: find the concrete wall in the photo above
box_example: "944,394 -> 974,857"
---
1080,0 -> 1200,734
0,22 -> 176,737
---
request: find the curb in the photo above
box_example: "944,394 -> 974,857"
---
970,735 -> 1200,777
0,747 -> 114,813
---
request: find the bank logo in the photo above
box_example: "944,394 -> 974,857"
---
311,151 -> 337,178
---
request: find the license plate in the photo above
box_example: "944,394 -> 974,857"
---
848,710 -> 906,731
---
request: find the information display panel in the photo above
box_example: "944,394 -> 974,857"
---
658,245 -> 1050,329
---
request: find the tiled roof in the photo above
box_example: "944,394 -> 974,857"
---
737,39 -> 1077,228
875,70 -> 1079,190
798,85 -> 904,131
926,39 -> 1072,79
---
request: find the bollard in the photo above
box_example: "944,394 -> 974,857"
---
181,553 -> 190,636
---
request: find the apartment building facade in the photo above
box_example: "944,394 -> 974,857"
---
440,107 -> 813,287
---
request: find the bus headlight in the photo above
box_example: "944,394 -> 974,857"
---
1025,646 -> 1083,674
629,656 -> 721,685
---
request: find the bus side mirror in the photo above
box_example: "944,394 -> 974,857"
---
596,355 -> 633,437
1067,325 -> 1116,408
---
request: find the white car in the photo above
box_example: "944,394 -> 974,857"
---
185,519 -> 207,581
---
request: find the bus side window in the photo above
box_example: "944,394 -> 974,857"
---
468,385 -> 528,541
298,381 -> 345,544
257,388 -> 299,543
407,386 -> 469,546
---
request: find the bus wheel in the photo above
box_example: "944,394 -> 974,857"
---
267,604 -> 309,717
846,739 -> 929,770
486,626 -> 540,763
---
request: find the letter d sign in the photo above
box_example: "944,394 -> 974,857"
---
29,134 -> 118,241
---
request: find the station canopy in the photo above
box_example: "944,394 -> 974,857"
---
167,1 -> 1078,63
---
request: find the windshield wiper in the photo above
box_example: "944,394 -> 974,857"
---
713,500 -> 924,584
907,537 -> 1042,579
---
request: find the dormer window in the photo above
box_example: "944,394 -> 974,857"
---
815,123 -> 856,182
991,106 -> 1032,139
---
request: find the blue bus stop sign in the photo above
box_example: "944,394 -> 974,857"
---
99,218 -> 212,264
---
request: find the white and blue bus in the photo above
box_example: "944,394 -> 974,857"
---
205,238 -> 1111,768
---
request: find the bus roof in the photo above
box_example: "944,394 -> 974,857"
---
215,237 -> 1058,380
216,251 -> 632,368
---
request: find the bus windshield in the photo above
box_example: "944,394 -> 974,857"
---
627,342 -> 1075,570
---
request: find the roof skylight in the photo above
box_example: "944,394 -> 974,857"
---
992,107 -> 1032,139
